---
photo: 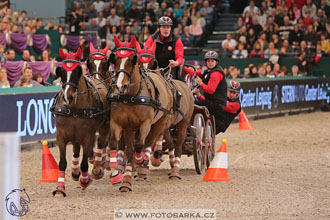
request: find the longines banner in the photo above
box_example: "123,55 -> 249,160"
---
0,91 -> 56,143
0,78 -> 329,144
238,77 -> 330,115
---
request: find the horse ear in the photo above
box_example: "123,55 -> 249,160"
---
56,66 -> 62,78
59,48 -> 66,60
113,34 -> 121,48
130,35 -> 136,48
136,42 -> 142,54
89,42 -> 95,53
101,43 -> 110,54
76,47 -> 82,60
109,53 -> 116,65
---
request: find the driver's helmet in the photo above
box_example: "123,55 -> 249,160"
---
158,16 -> 173,26
228,80 -> 241,92
204,51 -> 219,62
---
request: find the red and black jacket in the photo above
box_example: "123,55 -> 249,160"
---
145,32 -> 184,69
201,64 -> 227,106
218,97 -> 241,133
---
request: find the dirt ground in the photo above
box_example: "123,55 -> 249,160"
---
19,111 -> 330,220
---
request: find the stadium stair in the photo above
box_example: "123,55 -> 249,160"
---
200,13 -> 241,55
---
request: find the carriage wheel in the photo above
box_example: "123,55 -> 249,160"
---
205,119 -> 215,168
192,113 -> 207,174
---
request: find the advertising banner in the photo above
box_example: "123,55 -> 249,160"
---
0,92 -> 56,143
238,78 -> 330,115
0,78 -> 329,144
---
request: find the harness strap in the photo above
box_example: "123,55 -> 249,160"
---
117,69 -> 131,77
62,82 -> 78,89
50,105 -> 107,118
107,93 -> 170,114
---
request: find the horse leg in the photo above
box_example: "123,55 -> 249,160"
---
88,135 -> 96,164
79,139 -> 94,189
117,131 -> 131,174
109,123 -> 123,185
91,128 -> 108,180
133,120 -> 154,181
53,139 -> 67,197
119,132 -> 135,192
146,118 -> 169,167
99,126 -> 110,171
71,143 -> 81,181
150,134 -> 164,167
169,121 -> 187,180
162,129 -> 175,172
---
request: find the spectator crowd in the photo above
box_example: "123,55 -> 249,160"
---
221,0 -> 330,77
1,0 -> 330,86
0,0 -> 219,87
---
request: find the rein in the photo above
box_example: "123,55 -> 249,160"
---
107,64 -> 170,114
51,75 -> 110,118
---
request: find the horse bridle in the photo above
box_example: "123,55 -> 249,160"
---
61,55 -> 81,89
89,51 -> 108,79
114,46 -> 136,78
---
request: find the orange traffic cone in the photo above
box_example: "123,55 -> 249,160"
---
238,109 -> 253,130
39,141 -> 59,183
203,139 -> 231,182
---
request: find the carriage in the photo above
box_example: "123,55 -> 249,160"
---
165,63 -> 216,174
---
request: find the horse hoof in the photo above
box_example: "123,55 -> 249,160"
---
79,175 -> 93,188
91,167 -> 104,180
52,187 -> 66,197
151,156 -> 163,167
88,156 -> 95,164
136,166 -> 150,175
169,170 -> 181,180
134,173 -> 147,181
119,182 -> 132,192
110,173 -> 123,185
169,175 -> 182,180
71,171 -> 80,181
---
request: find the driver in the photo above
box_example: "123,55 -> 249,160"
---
219,80 -> 242,133
183,51 -> 227,134
144,16 -> 184,80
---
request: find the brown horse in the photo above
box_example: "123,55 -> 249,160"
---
107,35 -> 174,191
87,42 -> 112,84
136,41 -> 195,179
51,48 -> 109,196
86,43 -> 113,177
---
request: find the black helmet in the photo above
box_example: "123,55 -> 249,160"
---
158,16 -> 173,26
204,51 -> 219,62
228,80 -> 241,92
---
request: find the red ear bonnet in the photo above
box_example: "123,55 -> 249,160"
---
60,47 -> 81,71
114,35 -> 136,58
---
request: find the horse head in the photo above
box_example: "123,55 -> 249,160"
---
136,40 -> 156,70
87,42 -> 110,82
56,47 -> 83,105
109,34 -> 137,94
